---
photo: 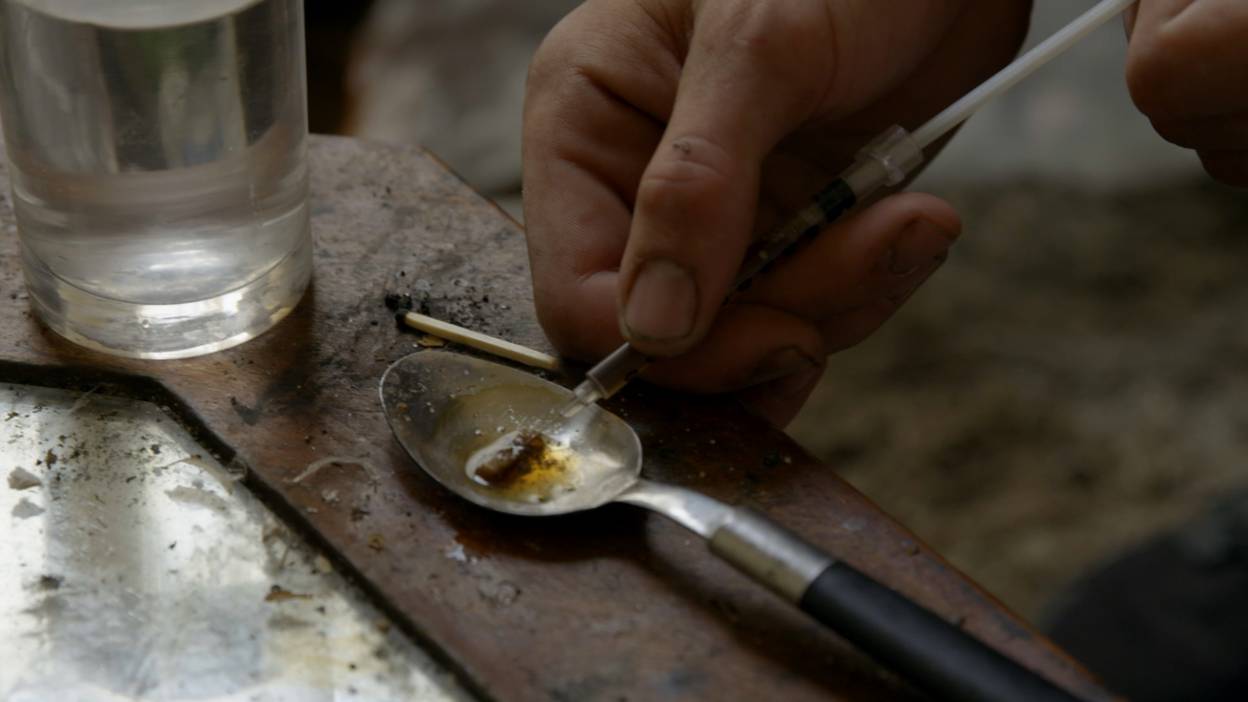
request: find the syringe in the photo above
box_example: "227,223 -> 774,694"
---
561,0 -> 1136,419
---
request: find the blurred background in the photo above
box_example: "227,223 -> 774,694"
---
306,2 -> 1248,698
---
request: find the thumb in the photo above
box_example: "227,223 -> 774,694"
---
617,3 -> 833,357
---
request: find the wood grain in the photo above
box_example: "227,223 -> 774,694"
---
0,136 -> 1109,701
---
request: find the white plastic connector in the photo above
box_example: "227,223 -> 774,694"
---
853,125 -> 924,187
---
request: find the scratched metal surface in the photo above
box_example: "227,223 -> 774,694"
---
0,382 -> 469,702
0,136 -> 1110,701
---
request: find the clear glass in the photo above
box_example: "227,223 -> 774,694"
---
0,0 -> 312,359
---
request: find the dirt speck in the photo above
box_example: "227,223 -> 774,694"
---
12,497 -> 44,519
8,467 -> 40,490
166,485 -> 230,513
265,584 -> 312,602
229,396 -> 262,425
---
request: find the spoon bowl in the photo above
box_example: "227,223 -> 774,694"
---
380,351 -> 640,516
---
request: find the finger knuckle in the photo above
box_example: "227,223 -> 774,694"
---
1199,151 -> 1248,187
1125,26 -> 1197,117
636,136 -> 735,214
702,0 -> 837,87
527,8 -> 616,97
532,292 -> 595,361
720,1 -> 816,55
1125,59 -> 1165,117
1149,118 -> 1197,148
970,0 -> 1033,73
527,17 -> 575,92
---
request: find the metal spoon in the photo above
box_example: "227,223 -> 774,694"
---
380,351 -> 1083,702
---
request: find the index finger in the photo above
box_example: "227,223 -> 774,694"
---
521,7 -> 677,360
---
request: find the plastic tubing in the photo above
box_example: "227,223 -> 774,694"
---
911,0 -> 1136,149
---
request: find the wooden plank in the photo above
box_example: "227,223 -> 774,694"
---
0,136 -> 1109,701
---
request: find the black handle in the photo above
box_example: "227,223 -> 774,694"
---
706,509 -> 1095,700
801,561 -> 1082,701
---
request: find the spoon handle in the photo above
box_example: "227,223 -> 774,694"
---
709,508 -> 1087,702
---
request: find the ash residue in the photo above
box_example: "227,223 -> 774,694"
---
384,276 -> 512,336
383,292 -> 420,314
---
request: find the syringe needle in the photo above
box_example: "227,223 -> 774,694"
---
561,345 -> 648,419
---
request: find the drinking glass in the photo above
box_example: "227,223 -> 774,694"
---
0,0 -> 312,358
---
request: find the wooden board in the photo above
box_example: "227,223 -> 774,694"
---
0,136 -> 1109,701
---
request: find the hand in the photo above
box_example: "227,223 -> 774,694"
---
523,0 -> 1031,425
1126,0 -> 1248,185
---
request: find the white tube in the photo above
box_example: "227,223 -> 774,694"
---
911,0 -> 1136,149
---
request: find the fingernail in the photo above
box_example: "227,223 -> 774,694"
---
748,346 -> 819,386
623,259 -> 698,342
886,220 -> 955,275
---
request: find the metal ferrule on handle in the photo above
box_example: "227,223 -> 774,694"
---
619,482 -> 1092,700
706,508 -> 1083,702
708,507 -> 833,601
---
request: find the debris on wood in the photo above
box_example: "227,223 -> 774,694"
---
383,292 -> 414,312
265,584 -> 312,602
289,456 -> 380,485
12,497 -> 44,519
165,485 -> 230,513
160,454 -> 244,492
67,385 -> 101,415
8,467 -> 40,490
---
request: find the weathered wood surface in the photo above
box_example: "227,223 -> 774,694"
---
0,136 -> 1109,701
